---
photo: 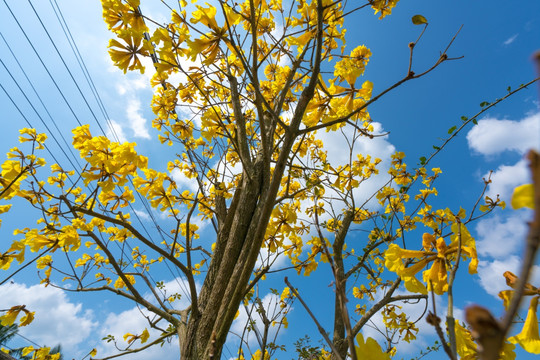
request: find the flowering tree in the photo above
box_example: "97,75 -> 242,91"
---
0,0 -> 538,359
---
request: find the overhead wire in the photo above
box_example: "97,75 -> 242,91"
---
26,0 -> 190,302
48,0 -> 119,143
0,69 -> 68,173
26,0 -> 191,303
1,0 -> 87,129
0,32 -> 82,172
45,0 -> 182,253
24,0 -> 107,135
1,0 -> 197,343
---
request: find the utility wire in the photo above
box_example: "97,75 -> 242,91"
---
0,75 -> 68,173
25,0 -> 107,135
1,0 -> 85,128
48,0 -> 119,142
0,32 -> 82,171
2,0 -> 191,314
44,0 -> 192,301
44,0 -> 175,250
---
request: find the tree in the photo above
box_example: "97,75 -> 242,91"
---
0,0 -> 538,359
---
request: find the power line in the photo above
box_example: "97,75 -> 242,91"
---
48,0 -> 120,143
25,0 -> 107,135
2,0 -> 193,319
1,0 -> 85,129
0,32 -> 82,171
41,0 -> 193,302
0,76 -> 66,172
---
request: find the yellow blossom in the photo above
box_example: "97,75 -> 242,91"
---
509,296 -> 540,353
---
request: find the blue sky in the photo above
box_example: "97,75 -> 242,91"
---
0,0 -> 539,359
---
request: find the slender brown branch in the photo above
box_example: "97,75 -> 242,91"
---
352,278 -> 427,335
499,150 -> 540,340
92,330 -> 175,360
446,215 -> 463,359
284,277 -> 344,360
70,204 -> 199,312
426,311 -> 456,360
314,208 -> 356,360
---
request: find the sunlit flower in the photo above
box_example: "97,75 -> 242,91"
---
499,271 -> 540,354
385,224 -> 478,295
509,296 -> 540,353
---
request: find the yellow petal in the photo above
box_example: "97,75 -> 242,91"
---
140,328 -> 150,344
19,311 -> 35,326
509,296 -> 540,354
0,309 -> 19,326
422,233 -> 436,251
402,275 -> 427,295
511,184 -> 535,209
355,332 -> 391,360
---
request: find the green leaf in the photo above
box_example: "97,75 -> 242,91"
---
480,101 -> 489,107
411,14 -> 428,25
433,145 -> 440,150
511,184 -> 534,209
419,156 -> 426,165
472,119 -> 478,125
507,86 -> 511,92
448,126 -> 457,134
461,116 -> 468,121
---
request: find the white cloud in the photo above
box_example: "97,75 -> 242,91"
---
228,292 -> 291,353
98,306 -> 179,360
156,277 -> 201,311
318,122 -> 395,207
466,112 -> 540,156
256,246 -> 290,270
477,256 -> 521,297
106,119 -> 128,143
477,257 -> 540,298
126,98 -> 151,139
115,75 -> 148,96
170,168 -> 200,193
475,212 -> 529,258
360,289 -> 438,356
484,159 -> 530,202
133,209 -> 151,221
0,282 -> 96,357
96,277 -> 200,360
503,34 -> 518,46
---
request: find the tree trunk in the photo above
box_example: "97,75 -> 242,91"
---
0,352 -> 17,360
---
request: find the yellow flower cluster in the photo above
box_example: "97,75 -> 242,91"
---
334,46 -> 371,86
385,220 -> 478,295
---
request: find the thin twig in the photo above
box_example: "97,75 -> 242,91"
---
446,216 -> 463,359
500,150 -> 540,341
284,277 -> 343,360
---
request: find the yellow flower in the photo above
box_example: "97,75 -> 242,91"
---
498,271 -> 540,309
511,184 -> 534,209
385,226 -> 478,295
371,0 -> 400,19
140,328 -> 150,344
18,311 -> 35,327
355,333 -> 391,360
108,29 -> 152,74
454,320 -> 516,360
509,296 -> 540,354
334,46 -> 371,85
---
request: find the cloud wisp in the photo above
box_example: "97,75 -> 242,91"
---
466,112 -> 540,157
502,34 -> 518,46
466,112 -> 539,300
0,282 -> 96,358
